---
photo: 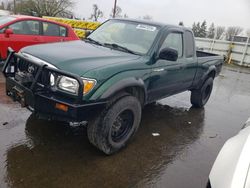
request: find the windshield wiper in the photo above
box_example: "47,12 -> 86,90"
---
84,38 -> 103,46
103,43 -> 139,55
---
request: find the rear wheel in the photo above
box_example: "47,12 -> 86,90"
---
191,77 -> 214,108
87,95 -> 142,155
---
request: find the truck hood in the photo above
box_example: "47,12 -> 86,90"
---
20,40 -> 140,76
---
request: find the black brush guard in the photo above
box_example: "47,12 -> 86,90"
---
2,48 -> 106,122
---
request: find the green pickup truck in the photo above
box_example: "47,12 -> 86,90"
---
2,19 -> 223,154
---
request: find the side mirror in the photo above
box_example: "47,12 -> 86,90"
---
159,47 -> 178,61
4,28 -> 13,38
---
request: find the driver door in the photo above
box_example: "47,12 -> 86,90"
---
6,20 -> 42,53
148,31 -> 186,102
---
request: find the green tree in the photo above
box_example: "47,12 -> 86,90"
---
89,4 -> 103,21
199,20 -> 207,38
207,23 -> 215,39
196,22 -> 201,37
192,22 -> 198,37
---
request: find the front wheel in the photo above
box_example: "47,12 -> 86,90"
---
87,95 -> 142,155
191,77 -> 214,108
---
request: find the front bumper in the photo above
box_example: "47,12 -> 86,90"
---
2,48 -> 106,122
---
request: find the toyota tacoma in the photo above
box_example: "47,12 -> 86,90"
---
2,19 -> 223,154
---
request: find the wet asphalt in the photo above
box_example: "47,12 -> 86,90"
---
0,65 -> 250,188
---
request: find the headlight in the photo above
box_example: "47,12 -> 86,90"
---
82,78 -> 96,95
58,76 -> 79,94
49,74 -> 96,95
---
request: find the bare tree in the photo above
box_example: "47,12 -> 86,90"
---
110,6 -> 122,18
6,2 -> 12,11
0,2 -> 4,9
89,4 -> 103,21
123,14 -> 129,18
226,26 -> 243,41
142,15 -> 153,20
15,0 -> 74,17
215,26 -> 225,39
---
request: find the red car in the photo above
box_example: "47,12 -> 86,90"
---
0,15 -> 79,61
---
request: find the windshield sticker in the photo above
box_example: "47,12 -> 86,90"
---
136,24 -> 156,31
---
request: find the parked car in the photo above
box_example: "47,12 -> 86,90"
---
2,19 -> 223,154
0,15 -> 79,61
208,118 -> 250,188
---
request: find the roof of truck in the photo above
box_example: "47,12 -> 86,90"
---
112,18 -> 191,31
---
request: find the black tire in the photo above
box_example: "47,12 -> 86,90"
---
191,77 -> 214,108
87,95 -> 142,155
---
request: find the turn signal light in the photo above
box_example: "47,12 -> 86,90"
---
55,103 -> 68,112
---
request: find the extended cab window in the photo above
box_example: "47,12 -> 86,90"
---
185,31 -> 195,58
8,20 -> 40,35
43,22 -> 67,37
161,33 -> 183,58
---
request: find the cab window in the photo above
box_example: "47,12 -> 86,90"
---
160,33 -> 183,58
185,31 -> 195,58
8,20 -> 40,35
43,22 -> 67,37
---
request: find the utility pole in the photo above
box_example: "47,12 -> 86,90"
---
112,0 -> 117,18
13,0 -> 16,14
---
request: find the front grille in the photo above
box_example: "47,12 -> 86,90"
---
3,50 -> 84,102
16,58 -> 51,87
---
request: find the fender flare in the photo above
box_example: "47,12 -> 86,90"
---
196,65 -> 216,89
99,77 -> 147,100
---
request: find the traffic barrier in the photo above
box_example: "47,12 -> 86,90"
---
43,16 -> 100,38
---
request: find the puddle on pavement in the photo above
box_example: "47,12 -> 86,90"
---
0,65 -> 250,188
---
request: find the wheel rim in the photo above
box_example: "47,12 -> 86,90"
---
111,110 -> 134,143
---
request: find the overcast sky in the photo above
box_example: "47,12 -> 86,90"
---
73,0 -> 250,30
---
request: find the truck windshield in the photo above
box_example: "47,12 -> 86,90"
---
88,20 -> 160,54
0,16 -> 15,26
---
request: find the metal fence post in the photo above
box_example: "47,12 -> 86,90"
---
240,37 -> 250,66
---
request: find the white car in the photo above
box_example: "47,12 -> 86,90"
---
208,118 -> 250,188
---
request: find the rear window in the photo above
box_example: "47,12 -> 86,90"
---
0,16 -> 16,25
43,22 -> 67,37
